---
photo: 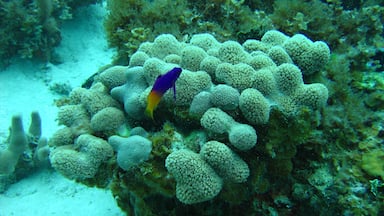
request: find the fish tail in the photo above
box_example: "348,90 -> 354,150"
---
145,107 -> 154,120
145,91 -> 162,120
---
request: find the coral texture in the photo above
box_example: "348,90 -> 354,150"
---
40,0 -> 384,214
50,134 -> 113,179
200,141 -> 250,183
165,149 -> 223,204
49,30 -> 333,211
111,31 -> 329,123
201,108 -> 257,151
108,135 -> 152,171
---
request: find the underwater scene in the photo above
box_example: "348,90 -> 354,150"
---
0,0 -> 383,215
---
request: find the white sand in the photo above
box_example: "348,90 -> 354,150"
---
0,3 -> 125,216
0,2 -> 115,138
0,169 -> 124,216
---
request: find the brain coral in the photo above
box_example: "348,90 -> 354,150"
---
228,124 -> 257,151
273,63 -> 303,95
267,45 -> 293,65
210,84 -> 240,110
48,127 -> 74,147
81,83 -> 121,116
108,30 -> 329,125
57,104 -> 89,128
251,67 -> 278,96
200,141 -> 250,183
201,108 -> 257,150
48,30 -> 332,207
165,149 -> 223,204
293,83 -> 329,109
247,53 -> 276,70
180,45 -> 207,71
189,91 -> 212,117
170,70 -> 212,106
200,56 -> 221,77
239,88 -> 271,125
148,34 -> 181,59
218,41 -> 248,64
283,34 -> 330,75
129,51 -> 149,67
97,66 -> 128,90
261,30 -> 289,46
200,108 -> 234,134
90,107 -> 126,133
216,63 -> 255,91
49,134 -> 113,179
190,33 -> 220,51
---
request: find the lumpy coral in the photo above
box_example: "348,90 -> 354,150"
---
108,31 -> 329,126
0,0 -> 380,214
165,149 -> 223,204
35,0 -> 384,214
201,108 -> 257,151
50,134 -> 113,179
200,141 -> 250,183
239,88 -> 271,125
49,31 -> 330,211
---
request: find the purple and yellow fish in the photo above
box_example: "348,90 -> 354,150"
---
145,67 -> 182,119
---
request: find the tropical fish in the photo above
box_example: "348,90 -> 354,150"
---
145,67 -> 182,119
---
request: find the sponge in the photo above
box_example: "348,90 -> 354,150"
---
0,115 -> 28,175
108,135 -> 152,171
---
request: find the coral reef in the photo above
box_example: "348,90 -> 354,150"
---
165,149 -> 223,204
201,107 -> 257,151
0,0 -> 100,66
42,0 -> 384,214
104,0 -> 275,64
109,31 -> 328,124
200,141 -> 250,183
104,0 -> 383,92
47,29 -> 342,214
50,134 -> 113,179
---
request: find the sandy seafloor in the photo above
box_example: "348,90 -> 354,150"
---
0,3 -> 125,216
